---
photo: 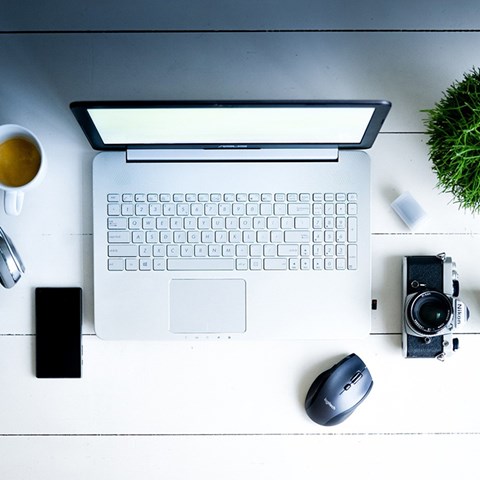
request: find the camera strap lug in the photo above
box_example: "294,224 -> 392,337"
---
435,352 -> 446,362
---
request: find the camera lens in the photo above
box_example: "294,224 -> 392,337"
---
408,291 -> 452,334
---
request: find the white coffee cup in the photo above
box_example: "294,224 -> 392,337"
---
0,124 -> 46,215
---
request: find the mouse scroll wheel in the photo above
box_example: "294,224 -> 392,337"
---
351,372 -> 363,384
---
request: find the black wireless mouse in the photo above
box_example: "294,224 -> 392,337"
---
305,353 -> 373,426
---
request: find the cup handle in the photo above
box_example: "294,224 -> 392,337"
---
4,190 -> 24,216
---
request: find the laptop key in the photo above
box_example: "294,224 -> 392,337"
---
284,231 -> 310,243
108,259 -> 124,271
348,245 -> 358,270
264,259 -> 288,270
167,258 -> 235,271
347,217 -> 358,242
108,231 -> 130,243
108,218 -> 128,230
108,245 -> 137,257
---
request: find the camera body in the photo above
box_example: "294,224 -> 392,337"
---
402,253 -> 469,360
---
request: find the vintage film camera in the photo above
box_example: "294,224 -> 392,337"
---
402,253 -> 469,361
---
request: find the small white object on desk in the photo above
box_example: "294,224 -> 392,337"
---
391,191 -> 427,229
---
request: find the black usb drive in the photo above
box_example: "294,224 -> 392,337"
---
35,287 -> 82,378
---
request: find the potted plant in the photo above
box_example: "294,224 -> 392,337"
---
424,68 -> 480,212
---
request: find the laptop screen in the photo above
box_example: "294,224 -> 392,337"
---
71,101 -> 391,150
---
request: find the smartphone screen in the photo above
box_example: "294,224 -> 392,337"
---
35,287 -> 82,378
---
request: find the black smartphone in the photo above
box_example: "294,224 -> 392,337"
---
35,287 -> 83,378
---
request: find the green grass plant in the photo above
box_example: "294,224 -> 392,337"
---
423,67 -> 480,212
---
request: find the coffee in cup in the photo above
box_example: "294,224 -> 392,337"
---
0,124 -> 46,215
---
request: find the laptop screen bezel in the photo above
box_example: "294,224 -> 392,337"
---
70,100 -> 391,151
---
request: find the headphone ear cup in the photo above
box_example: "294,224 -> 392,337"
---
0,227 -> 25,288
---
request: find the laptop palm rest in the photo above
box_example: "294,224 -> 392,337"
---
169,279 -> 246,334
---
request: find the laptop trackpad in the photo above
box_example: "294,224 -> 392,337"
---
169,279 -> 246,334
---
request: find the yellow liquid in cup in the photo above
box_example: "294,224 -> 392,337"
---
0,137 -> 41,187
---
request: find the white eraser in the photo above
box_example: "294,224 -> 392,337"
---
391,191 -> 426,229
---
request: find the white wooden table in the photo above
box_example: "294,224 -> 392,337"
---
1,2 -> 480,478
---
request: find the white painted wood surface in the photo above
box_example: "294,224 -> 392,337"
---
1,2 -> 480,478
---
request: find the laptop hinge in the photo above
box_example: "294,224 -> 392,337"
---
126,147 -> 339,162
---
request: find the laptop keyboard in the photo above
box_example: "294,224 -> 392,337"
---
106,192 -> 358,272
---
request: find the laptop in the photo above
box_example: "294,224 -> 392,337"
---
71,100 -> 391,340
